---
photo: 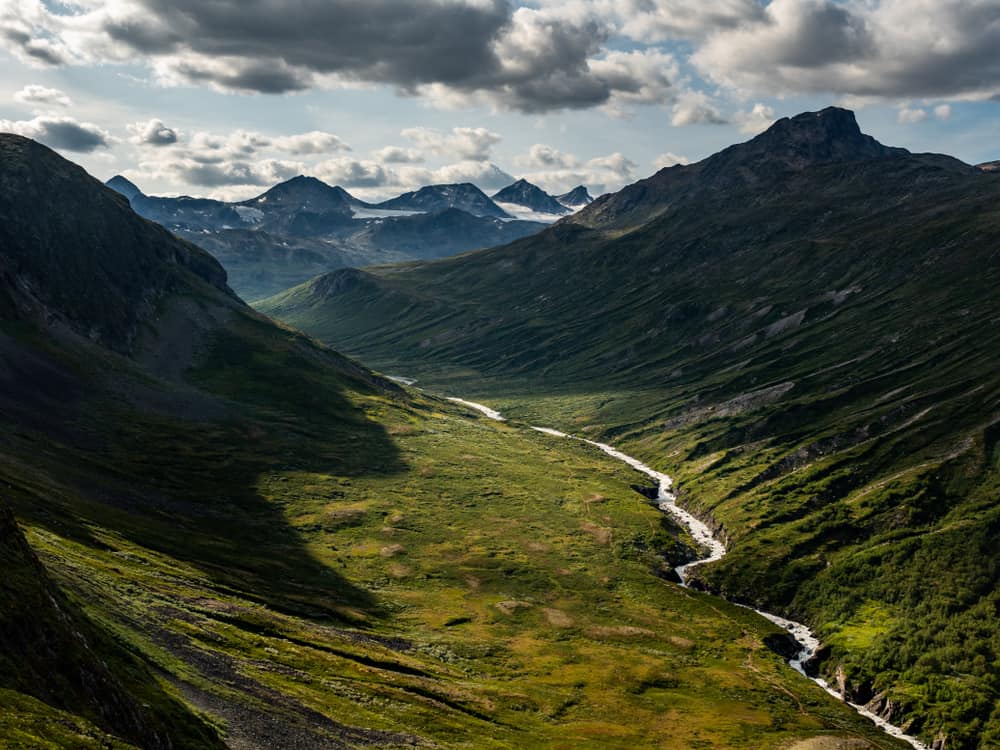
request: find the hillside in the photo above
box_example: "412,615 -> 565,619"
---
0,134 -> 909,748
258,108 -> 1000,749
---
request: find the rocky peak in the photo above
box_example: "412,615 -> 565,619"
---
493,179 -> 569,215
557,185 -> 594,207
723,107 -> 908,170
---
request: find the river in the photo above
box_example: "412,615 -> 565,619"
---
446,395 -> 932,750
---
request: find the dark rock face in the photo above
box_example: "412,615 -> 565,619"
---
763,632 -> 802,661
492,179 -> 569,215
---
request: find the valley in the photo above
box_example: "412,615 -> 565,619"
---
2,2 -> 997,749
0,132 -> 913,749
258,109 -> 1000,749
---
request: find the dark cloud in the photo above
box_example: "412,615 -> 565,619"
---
120,0 -> 509,89
694,0 -> 1000,101
128,118 -> 178,146
1,25 -> 69,65
0,115 -> 111,152
4,0 -> 678,112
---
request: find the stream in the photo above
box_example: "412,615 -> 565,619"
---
445,394 -> 932,750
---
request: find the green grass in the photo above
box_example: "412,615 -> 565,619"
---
0,321 -> 908,748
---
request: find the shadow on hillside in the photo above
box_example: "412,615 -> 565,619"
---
0,323 -> 408,624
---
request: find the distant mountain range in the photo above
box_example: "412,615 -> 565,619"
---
258,107 -> 1000,750
107,173 -> 586,300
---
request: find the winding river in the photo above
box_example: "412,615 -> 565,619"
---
444,395 -> 932,750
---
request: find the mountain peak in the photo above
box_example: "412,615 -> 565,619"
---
556,185 -> 593,208
378,182 -> 511,218
492,179 -> 569,215
738,106 -> 908,167
106,174 -> 144,200
250,174 -> 363,210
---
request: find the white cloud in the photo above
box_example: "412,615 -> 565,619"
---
653,151 -> 689,169
934,104 -> 953,120
135,155 -> 304,188
514,144 -> 580,170
671,90 -> 726,126
271,130 -> 350,155
401,126 -> 502,161
897,106 -> 928,124
372,146 -> 424,164
0,114 -> 112,152
13,83 -> 71,107
514,150 -> 638,195
735,102 -> 777,134
310,157 -> 391,187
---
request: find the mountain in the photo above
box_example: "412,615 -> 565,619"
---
258,108 -> 1000,750
492,178 -> 570,216
376,182 -> 511,218
556,185 -> 594,208
106,174 -> 143,200
978,160 -> 1000,172
105,175 -> 545,300
2,133 -> 901,749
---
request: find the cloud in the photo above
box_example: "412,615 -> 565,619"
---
515,144 -> 580,170
401,126 -> 502,161
652,151 -> 689,169
0,0 -> 681,113
310,157 -> 391,188
138,156 -> 303,188
393,161 -> 515,192
372,146 -> 423,164
0,114 -> 112,151
127,117 -> 178,145
693,0 -> 1000,102
13,84 -> 72,107
272,130 -> 350,155
897,106 -> 927,124
934,104 -> 952,120
670,90 -> 726,126
735,102 -> 776,134
513,150 -> 638,195
600,0 -> 765,42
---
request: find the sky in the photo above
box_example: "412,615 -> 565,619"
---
1,0 -> 998,202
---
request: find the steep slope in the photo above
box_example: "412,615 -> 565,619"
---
377,182 -> 511,218
0,134 -> 905,749
492,179 -> 570,216
258,108 -> 1000,749
556,185 -> 594,209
